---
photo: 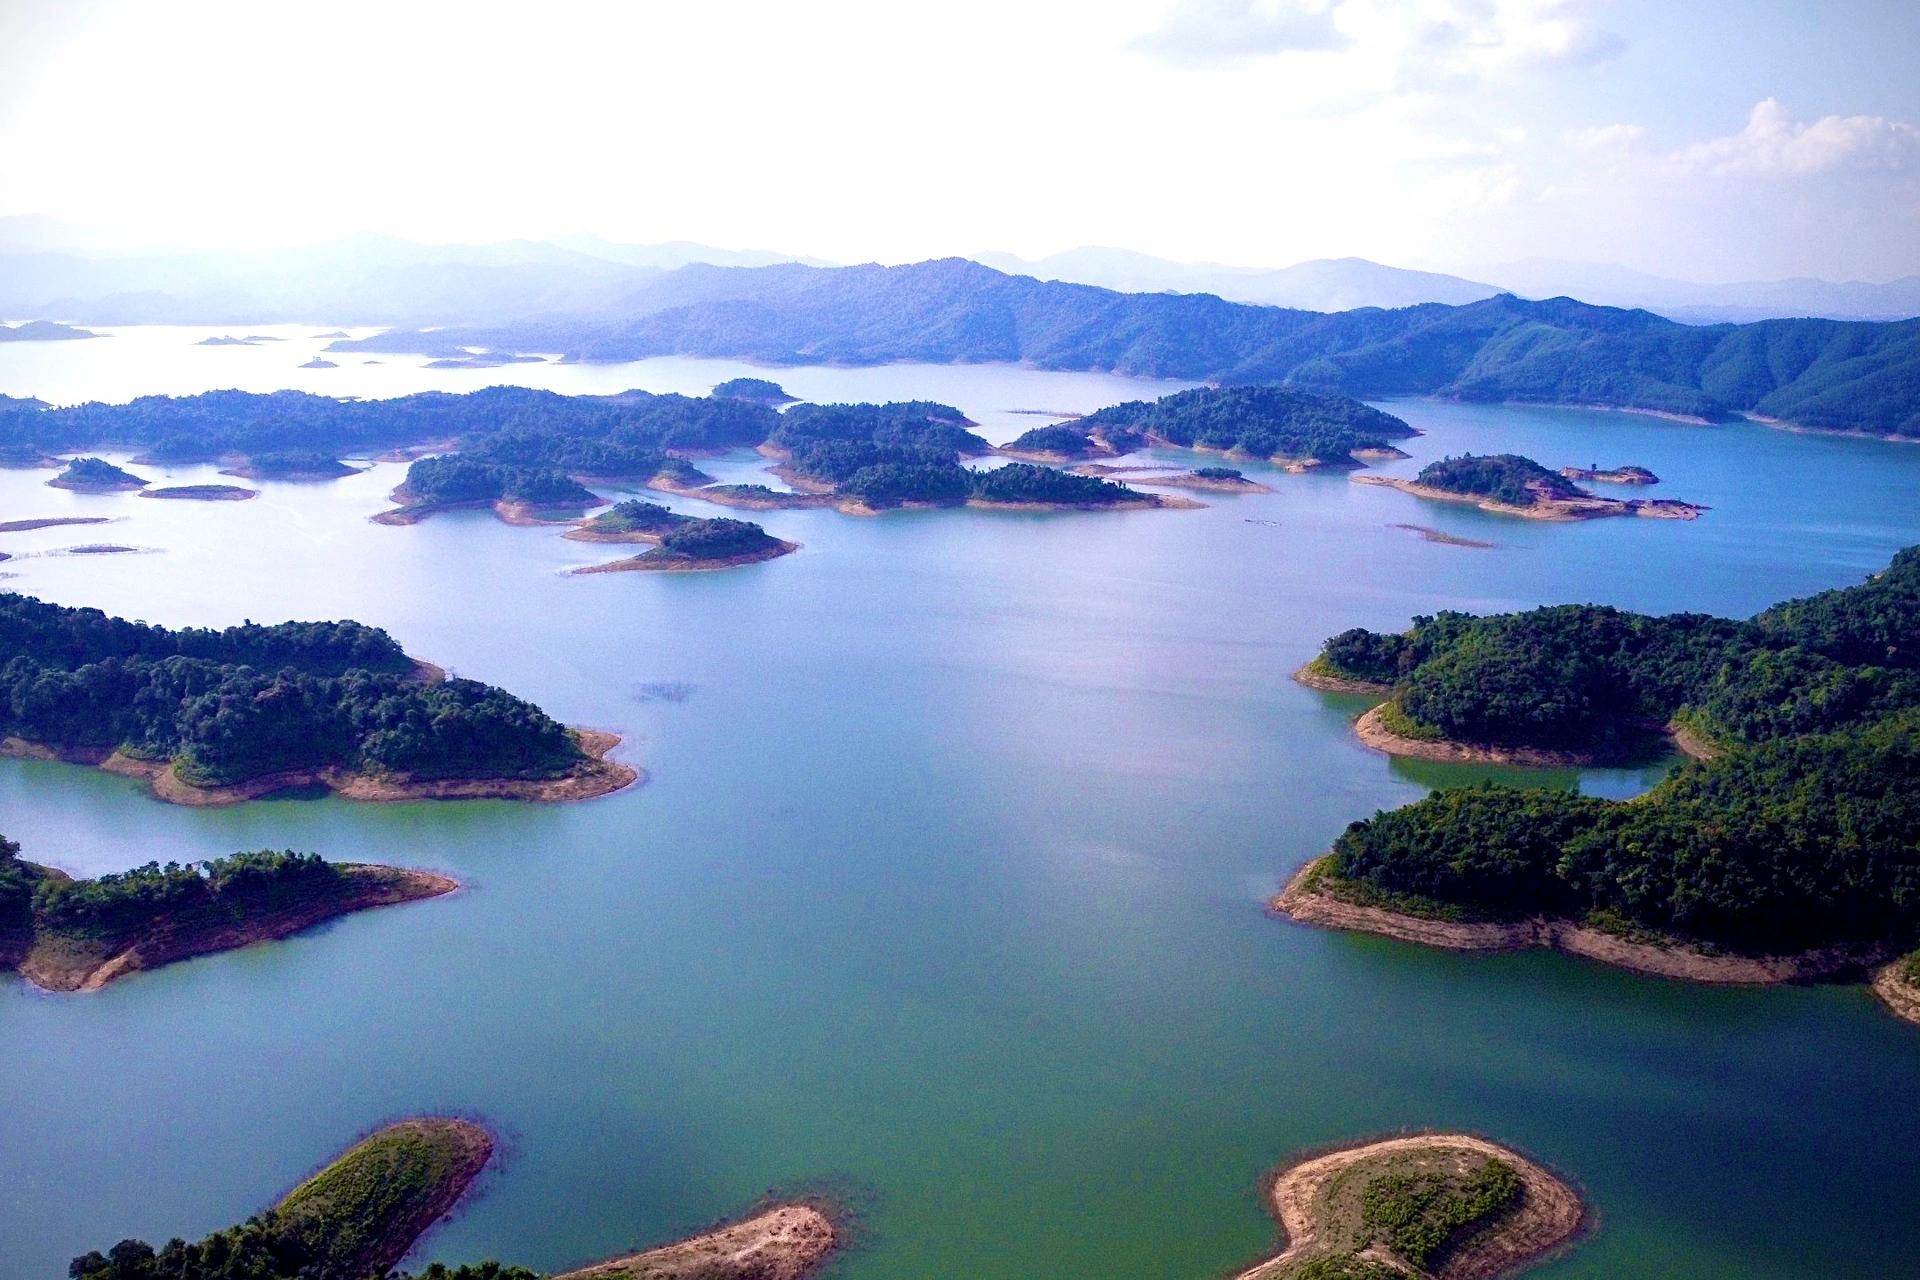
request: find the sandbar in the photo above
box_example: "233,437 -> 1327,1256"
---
139,484 -> 259,501
0,516 -> 112,532
554,1205 -> 839,1280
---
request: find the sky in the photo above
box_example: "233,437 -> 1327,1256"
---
0,0 -> 1916,282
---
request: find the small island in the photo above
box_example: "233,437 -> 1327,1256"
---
0,515 -> 112,532
574,515 -> 797,574
49,457 -> 148,492
69,1119 -> 841,1280
377,455 -> 613,525
138,484 -> 259,501
1234,1133 -> 1586,1280
1560,464 -> 1658,484
1077,463 -> 1274,494
1283,546 -> 1920,1001
0,838 -> 455,993
711,376 -> 797,405
0,320 -> 101,342
0,593 -> 640,806
1074,386 -> 1419,470
300,357 -> 339,369
222,450 -> 364,480
1355,454 -> 1702,520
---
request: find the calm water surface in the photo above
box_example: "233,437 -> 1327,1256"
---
2,335 -> 1919,1279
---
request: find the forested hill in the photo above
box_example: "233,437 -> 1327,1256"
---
325,258 -> 1920,437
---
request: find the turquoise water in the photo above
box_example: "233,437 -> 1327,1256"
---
3,347 -> 1920,1278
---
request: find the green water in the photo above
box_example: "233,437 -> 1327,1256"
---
4,366 -> 1920,1279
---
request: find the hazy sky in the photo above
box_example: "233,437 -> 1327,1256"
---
2,0 -> 1916,281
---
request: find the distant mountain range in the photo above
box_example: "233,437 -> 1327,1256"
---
3,216 -> 1915,328
322,257 -> 1920,437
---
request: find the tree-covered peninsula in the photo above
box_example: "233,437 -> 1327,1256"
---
0,594 -> 635,803
1288,546 -> 1920,998
0,838 -> 454,992
69,1120 -> 840,1280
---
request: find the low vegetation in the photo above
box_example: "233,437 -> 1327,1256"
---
69,1119 -> 493,1280
655,518 -> 782,560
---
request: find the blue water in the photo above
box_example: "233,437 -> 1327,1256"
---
3,350 -> 1918,1279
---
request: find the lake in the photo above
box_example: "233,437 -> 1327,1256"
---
3,329 -> 1919,1279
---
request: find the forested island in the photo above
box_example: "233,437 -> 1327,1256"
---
139,484 -> 258,501
1235,1133 -> 1585,1280
222,450 -> 362,480
0,320 -> 100,342
1560,464 -> 1657,484
69,1119 -> 841,1280
50,456 -> 147,492
1355,454 -> 1702,520
1074,386 -> 1418,469
0,837 -> 454,992
0,593 -> 637,804
569,505 -> 796,573
711,376 -> 796,404
1285,547 -> 1920,1004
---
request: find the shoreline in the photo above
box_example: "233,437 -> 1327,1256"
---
1271,858 -> 1889,985
1290,663 -> 1392,696
1870,964 -> 1920,1028
553,1205 -> 840,1280
1076,465 -> 1273,494
1,727 -> 641,806
374,485 -> 608,526
1353,475 -> 1703,521
1351,703 -> 1601,767
18,864 -> 459,993
1234,1132 -> 1587,1280
572,539 -> 799,574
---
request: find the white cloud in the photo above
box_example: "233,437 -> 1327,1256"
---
1673,99 -> 1919,177
1565,123 -> 1645,153
1128,0 -> 1346,64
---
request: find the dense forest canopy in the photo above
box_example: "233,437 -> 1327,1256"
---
1317,546 -> 1920,954
656,517 -> 781,559
1413,454 -> 1589,506
56,456 -> 144,486
1318,546 -> 1920,752
0,594 -> 581,785
318,262 -> 1920,437
1080,386 -> 1417,464
1333,710 -> 1920,953
1007,423 -> 1101,456
709,376 -> 792,403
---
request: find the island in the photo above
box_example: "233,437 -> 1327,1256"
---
49,457 -> 148,492
1074,386 -> 1419,470
377,455 -> 613,525
573,515 -> 797,574
0,592 -> 640,806
1560,464 -> 1658,484
997,422 -> 1109,461
0,516 -> 113,532
1234,1133 -> 1585,1280
0,837 -> 455,992
711,376 -> 797,405
424,351 -> 546,369
138,484 -> 259,501
221,450 -> 363,480
1077,463 -> 1274,494
1355,454 -> 1702,520
1280,547 -> 1920,1000
300,357 -> 339,369
68,1119 -> 841,1280
0,320 -> 100,342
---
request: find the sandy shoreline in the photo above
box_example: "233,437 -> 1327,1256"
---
554,1206 -> 839,1280
1,727 -> 641,806
18,864 -> 459,993
1351,703 -> 1601,766
1871,964 -> 1920,1027
1235,1132 -> 1586,1280
1290,664 -> 1392,696
1272,858 -> 1889,985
